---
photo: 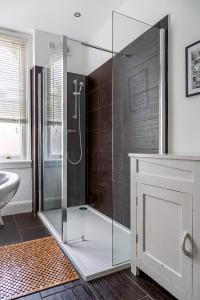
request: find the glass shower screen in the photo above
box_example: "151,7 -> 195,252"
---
40,36 -> 87,243
112,11 -> 165,265
40,38 -> 63,236
62,36 -> 87,243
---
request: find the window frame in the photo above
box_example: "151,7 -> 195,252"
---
0,28 -> 32,162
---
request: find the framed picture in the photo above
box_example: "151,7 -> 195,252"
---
186,41 -> 200,97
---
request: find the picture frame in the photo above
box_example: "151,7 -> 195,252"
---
186,41 -> 200,97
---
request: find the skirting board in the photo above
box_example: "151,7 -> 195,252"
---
1,201 -> 32,216
1,196 -> 61,216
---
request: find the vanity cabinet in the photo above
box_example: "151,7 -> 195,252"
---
129,154 -> 200,300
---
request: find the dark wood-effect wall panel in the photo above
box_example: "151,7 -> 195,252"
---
86,59 -> 113,218
86,16 -> 168,226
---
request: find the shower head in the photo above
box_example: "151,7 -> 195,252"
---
79,82 -> 84,93
73,80 -> 84,96
73,79 -> 78,85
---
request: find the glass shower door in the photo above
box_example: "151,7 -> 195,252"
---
41,39 -> 63,237
40,36 -> 86,244
62,36 -> 86,243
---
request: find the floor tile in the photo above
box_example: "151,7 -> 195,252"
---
123,269 -> 176,300
20,225 -> 51,242
14,212 -> 43,230
0,213 -> 177,300
18,292 -> 42,300
44,284 -> 97,300
88,271 -> 146,300
64,278 -> 84,289
0,215 -> 22,246
40,285 -> 66,298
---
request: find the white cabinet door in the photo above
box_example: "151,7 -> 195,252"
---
137,184 -> 193,297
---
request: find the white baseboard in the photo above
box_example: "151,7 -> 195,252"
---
1,200 -> 32,216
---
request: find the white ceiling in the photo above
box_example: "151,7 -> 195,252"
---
0,0 -> 125,41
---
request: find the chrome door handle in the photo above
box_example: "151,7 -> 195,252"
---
182,232 -> 192,257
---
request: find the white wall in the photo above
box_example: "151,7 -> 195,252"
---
34,29 -> 87,74
67,39 -> 88,75
86,44 -> 112,74
89,0 -> 200,153
86,14 -> 152,74
33,29 -> 62,67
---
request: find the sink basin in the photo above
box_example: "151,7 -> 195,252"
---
0,171 -> 20,226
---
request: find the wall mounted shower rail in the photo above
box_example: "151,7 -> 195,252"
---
81,41 -> 130,57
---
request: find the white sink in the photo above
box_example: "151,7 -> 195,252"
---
0,171 -> 20,226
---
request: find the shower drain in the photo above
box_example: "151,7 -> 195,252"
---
79,207 -> 87,210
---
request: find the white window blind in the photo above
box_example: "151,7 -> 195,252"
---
0,34 -> 27,123
47,51 -> 63,125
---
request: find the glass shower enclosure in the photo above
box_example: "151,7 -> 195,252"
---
39,39 -> 63,236
39,36 -> 87,244
112,12 -> 166,266
37,12 -> 167,279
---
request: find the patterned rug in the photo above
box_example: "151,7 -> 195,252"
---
0,236 -> 79,300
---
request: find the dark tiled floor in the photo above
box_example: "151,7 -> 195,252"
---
0,212 -> 51,246
0,213 -> 176,300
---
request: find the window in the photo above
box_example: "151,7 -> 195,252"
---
0,33 -> 29,160
45,49 -> 63,160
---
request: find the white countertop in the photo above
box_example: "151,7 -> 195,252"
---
128,153 -> 200,161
